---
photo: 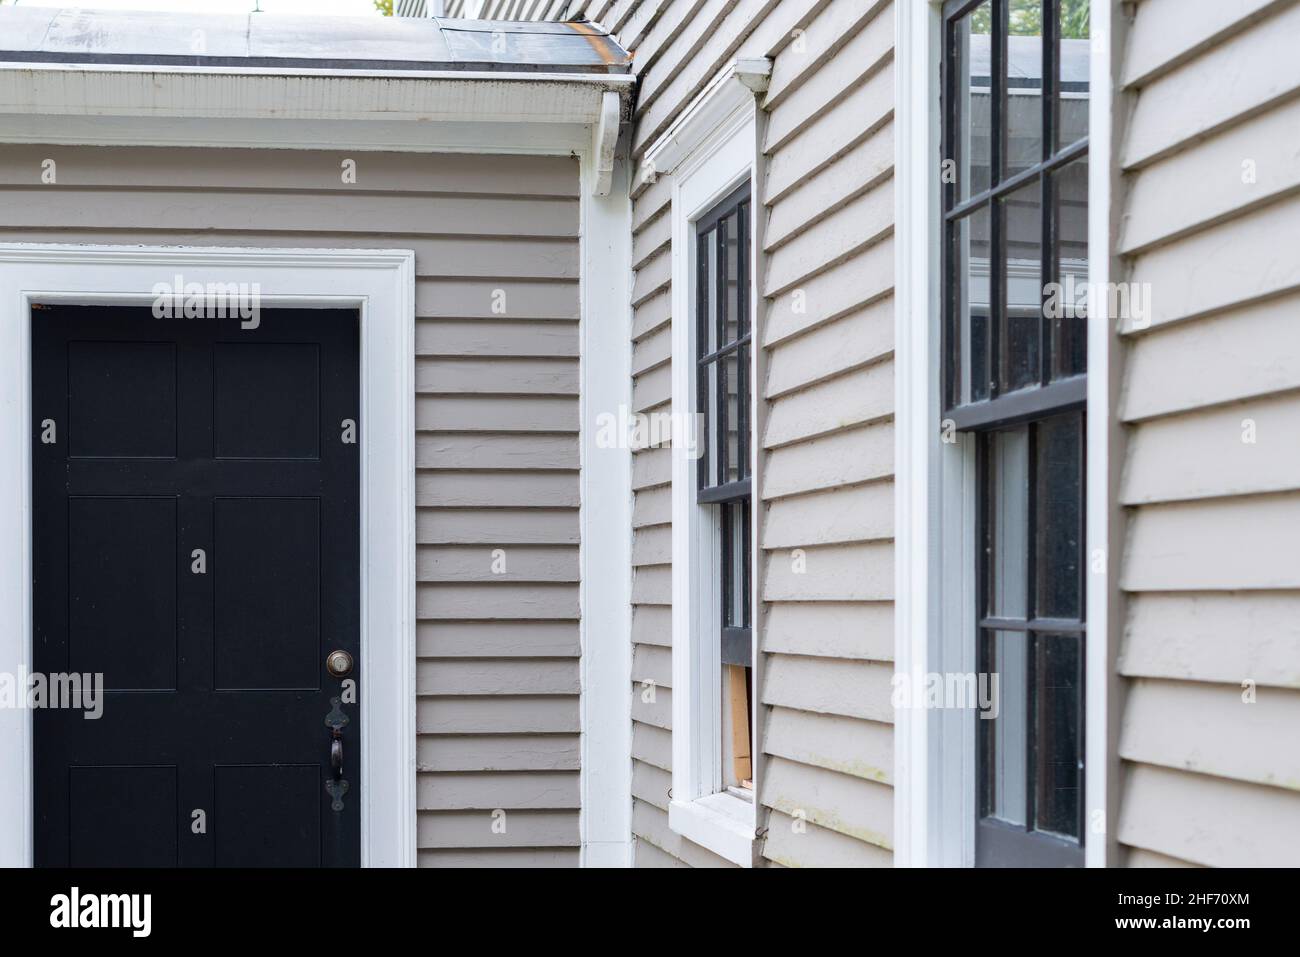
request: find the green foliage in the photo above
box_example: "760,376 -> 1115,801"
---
969,1 -> 1090,40
375,0 -> 393,15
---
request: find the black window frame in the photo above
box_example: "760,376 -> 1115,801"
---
695,181 -> 752,672
942,0 -> 1090,868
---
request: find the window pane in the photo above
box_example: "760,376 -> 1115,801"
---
1052,157 -> 1089,379
723,348 -> 739,484
1058,0 -> 1090,148
1034,633 -> 1081,838
723,206 -> 742,346
737,345 -> 750,481
983,630 -> 1028,826
1006,0 -> 1045,178
987,425 -> 1030,619
1035,412 -> 1083,619
953,1 -> 992,203
956,205 -> 992,403
704,360 -> 720,487
1002,178 -> 1042,393
703,228 -> 720,354
722,500 -> 749,628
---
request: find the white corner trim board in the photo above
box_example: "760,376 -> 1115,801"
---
893,0 -> 944,869
0,244 -> 417,868
667,65 -> 763,869
579,147 -> 634,867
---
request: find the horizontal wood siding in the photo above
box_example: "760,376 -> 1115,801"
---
1115,0 -> 1300,866
0,144 -> 582,866
572,0 -> 896,866
755,0 -> 895,866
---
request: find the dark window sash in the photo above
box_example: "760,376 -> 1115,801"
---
698,478 -> 750,506
948,374 -> 1085,432
722,627 -> 752,668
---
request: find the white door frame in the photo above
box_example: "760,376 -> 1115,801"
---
0,244 -> 417,867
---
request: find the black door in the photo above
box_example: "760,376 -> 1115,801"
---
32,305 -> 360,868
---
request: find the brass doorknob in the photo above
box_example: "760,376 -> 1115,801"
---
326,649 -> 353,678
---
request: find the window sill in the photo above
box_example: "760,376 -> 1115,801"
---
669,792 -> 758,867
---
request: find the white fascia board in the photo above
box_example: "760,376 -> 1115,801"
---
0,63 -> 633,154
638,57 -> 770,185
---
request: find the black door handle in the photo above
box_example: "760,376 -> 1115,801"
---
330,729 -> 344,781
324,696 -> 350,811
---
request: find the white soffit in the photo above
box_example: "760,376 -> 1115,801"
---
0,65 -> 632,157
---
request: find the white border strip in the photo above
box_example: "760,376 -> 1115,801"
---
1085,0 -> 1114,870
579,148 -> 634,868
0,244 -> 417,868
893,0 -> 944,870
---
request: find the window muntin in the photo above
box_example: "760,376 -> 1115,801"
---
944,0 -> 1090,867
696,183 -> 753,791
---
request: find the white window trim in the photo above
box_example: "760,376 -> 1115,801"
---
654,61 -> 767,869
893,0 -> 1113,867
0,244 -> 417,868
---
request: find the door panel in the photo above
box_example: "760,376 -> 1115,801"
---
32,305 -> 361,868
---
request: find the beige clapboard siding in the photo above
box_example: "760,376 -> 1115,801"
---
1121,0 -> 1289,88
418,810 -> 579,849
764,123 -> 895,252
762,755 -> 893,851
765,240 -> 894,347
763,301 -> 892,400
1120,292 -> 1300,423
763,809 -> 893,867
765,601 -> 893,662
755,0 -> 896,869
632,836 -> 691,867
1122,0 -> 1300,169
632,800 -> 738,867
0,144 -> 583,865
763,66 -> 894,206
764,420 -> 893,499
627,76 -> 680,862
1121,393 -> 1300,505
631,0 -> 775,154
0,145 -> 581,195
761,1 -> 893,154
763,480 -> 892,549
763,706 -> 892,785
1120,679 -> 1300,791
1116,1 -> 1300,867
763,0 -> 888,109
608,0 -> 897,866
1118,764 -> 1300,867
418,848 -> 580,867
1120,95 -> 1300,257
1124,848 -> 1202,868
1120,592 -> 1300,690
417,734 -> 580,772
1122,492 -> 1300,592
417,621 -> 579,659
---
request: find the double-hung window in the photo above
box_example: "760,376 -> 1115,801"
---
696,185 -> 754,793
942,0 -> 1091,867
657,63 -> 764,867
